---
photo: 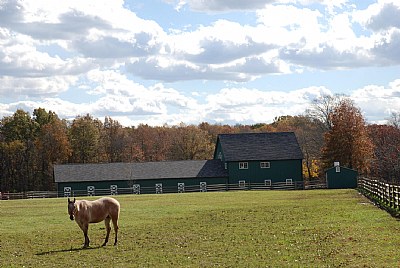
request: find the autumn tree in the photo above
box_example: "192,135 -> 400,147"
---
102,117 -> 129,162
131,124 -> 172,162
322,99 -> 374,174
34,109 -> 71,189
0,110 -> 39,191
69,114 -> 102,163
270,115 -> 325,179
368,124 -> 400,182
169,123 -> 214,160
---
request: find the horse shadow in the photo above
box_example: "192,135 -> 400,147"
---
36,245 -> 103,256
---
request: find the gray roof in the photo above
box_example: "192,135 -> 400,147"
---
54,160 -> 227,183
217,132 -> 303,161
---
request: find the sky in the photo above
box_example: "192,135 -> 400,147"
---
1,0 -> 400,126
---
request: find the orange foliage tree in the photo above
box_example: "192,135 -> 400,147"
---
322,99 -> 374,174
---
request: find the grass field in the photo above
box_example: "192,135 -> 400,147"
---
1,190 -> 400,267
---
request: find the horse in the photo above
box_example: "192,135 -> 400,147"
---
68,197 -> 120,248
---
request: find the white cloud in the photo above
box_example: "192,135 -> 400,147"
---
351,79 -> 400,122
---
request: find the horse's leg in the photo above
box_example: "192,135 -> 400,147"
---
102,216 -> 111,247
111,216 -> 119,246
80,223 -> 90,248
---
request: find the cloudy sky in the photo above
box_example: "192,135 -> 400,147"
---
1,0 -> 400,126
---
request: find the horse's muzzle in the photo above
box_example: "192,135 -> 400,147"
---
70,215 -> 74,221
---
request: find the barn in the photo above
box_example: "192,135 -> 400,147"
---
214,132 -> 304,189
54,160 -> 228,196
325,163 -> 358,189
54,132 -> 304,196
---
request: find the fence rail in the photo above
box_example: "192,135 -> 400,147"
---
358,177 -> 400,210
1,180 -> 311,200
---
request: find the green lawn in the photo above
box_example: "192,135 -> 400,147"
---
1,190 -> 400,267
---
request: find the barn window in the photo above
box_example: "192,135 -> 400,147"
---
239,180 -> 246,188
260,162 -> 270,168
224,163 -> 227,169
264,180 -> 272,186
239,162 -> 248,169
335,166 -> 341,173
218,152 -> 222,160
286,179 -> 293,185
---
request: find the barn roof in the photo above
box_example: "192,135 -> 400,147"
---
216,132 -> 303,161
54,160 -> 227,183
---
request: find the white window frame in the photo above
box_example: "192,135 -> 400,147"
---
178,182 -> 185,193
260,162 -> 271,169
335,166 -> 341,173
286,179 -> 293,185
87,186 -> 95,196
132,184 -> 141,194
224,162 -> 228,170
239,180 -> 246,188
200,182 -> 207,192
155,183 -> 163,194
218,152 -> 222,160
239,162 -> 248,169
110,185 -> 118,195
264,180 -> 272,186
64,187 -> 72,197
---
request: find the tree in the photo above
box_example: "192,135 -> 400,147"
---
322,99 -> 374,174
0,110 -> 39,191
169,124 -> 213,160
307,94 -> 345,131
270,115 -> 325,179
35,114 -> 71,190
368,124 -> 400,182
69,114 -> 102,163
388,112 -> 400,129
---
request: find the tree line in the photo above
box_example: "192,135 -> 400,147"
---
1,95 -> 399,192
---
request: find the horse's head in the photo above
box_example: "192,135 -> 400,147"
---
68,198 -> 76,221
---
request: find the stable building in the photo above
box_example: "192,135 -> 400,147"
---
54,132 -> 304,196
325,162 -> 358,189
214,132 -> 304,188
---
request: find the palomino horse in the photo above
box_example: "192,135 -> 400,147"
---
68,197 -> 120,248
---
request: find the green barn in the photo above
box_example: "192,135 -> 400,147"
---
325,164 -> 358,189
214,132 -> 304,189
54,160 -> 227,196
54,132 -> 304,196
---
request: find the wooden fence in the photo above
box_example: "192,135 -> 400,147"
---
358,177 -> 400,210
1,180 -> 315,200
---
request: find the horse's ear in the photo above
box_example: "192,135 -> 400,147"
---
68,198 -> 70,203
73,198 -> 76,203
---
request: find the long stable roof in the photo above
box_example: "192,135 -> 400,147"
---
217,132 -> 303,161
54,159 -> 227,183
